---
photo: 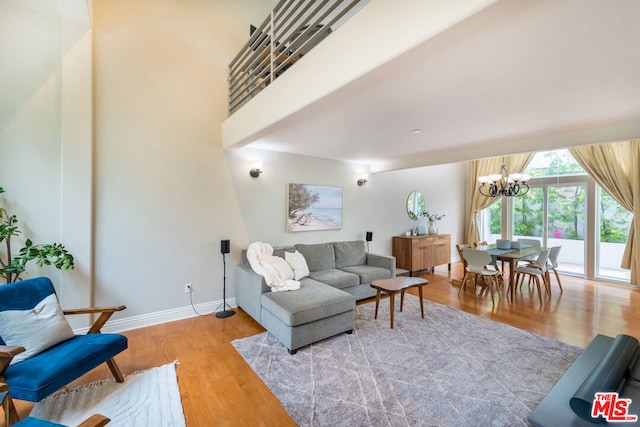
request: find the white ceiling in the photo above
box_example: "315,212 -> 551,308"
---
243,0 -> 640,171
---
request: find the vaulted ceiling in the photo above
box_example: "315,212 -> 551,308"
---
232,0 -> 640,172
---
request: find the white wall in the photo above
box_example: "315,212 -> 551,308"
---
91,0 -> 274,321
0,1 -> 93,325
227,148 -> 465,257
1,0 -> 465,332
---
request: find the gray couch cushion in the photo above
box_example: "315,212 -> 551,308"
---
273,246 -> 296,259
295,243 -> 336,272
308,269 -> 360,289
261,279 -> 355,327
339,265 -> 391,284
334,241 -> 366,268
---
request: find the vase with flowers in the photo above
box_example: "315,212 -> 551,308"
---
422,211 -> 445,235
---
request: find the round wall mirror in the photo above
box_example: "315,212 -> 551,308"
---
406,191 -> 425,220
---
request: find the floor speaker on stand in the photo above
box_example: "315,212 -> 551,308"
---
216,239 -> 235,318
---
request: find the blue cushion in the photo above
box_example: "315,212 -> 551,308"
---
5,333 -> 128,402
12,418 -> 65,427
0,277 -> 56,311
0,277 -> 57,346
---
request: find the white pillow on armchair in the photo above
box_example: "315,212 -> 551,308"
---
0,293 -> 75,365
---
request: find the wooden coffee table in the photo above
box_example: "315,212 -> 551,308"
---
370,276 -> 429,328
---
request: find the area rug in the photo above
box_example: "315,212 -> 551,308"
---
232,295 -> 582,427
30,362 -> 186,427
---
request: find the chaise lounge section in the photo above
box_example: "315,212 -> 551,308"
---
236,240 -> 395,353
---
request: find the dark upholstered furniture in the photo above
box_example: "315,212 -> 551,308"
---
529,334 -> 640,426
0,277 -> 127,425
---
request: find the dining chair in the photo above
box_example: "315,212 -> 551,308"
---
546,246 -> 563,293
473,241 -> 504,287
455,243 -> 475,289
512,249 -> 551,304
517,238 -> 542,264
458,248 -> 501,301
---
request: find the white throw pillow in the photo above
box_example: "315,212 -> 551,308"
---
0,293 -> 75,365
285,250 -> 310,280
270,256 -> 294,281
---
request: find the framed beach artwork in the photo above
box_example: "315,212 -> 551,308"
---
287,184 -> 342,232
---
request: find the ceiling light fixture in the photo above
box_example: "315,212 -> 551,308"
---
477,163 -> 530,197
411,129 -> 422,134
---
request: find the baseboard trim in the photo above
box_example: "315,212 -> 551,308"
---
73,298 -> 237,334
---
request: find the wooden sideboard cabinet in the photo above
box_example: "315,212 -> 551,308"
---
392,234 -> 451,276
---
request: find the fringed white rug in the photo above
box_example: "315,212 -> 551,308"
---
30,362 -> 186,427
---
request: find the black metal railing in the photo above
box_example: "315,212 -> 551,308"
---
228,0 -> 365,116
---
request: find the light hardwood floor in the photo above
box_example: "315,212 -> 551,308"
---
8,262 -> 640,426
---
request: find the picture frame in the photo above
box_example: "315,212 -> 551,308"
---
286,183 -> 342,232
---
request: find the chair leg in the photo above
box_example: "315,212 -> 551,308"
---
533,275 -> 543,305
543,272 -> 552,298
106,358 -> 125,383
458,272 -> 472,295
483,276 -> 495,301
1,391 -> 20,426
553,268 -> 563,292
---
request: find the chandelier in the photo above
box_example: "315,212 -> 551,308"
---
477,163 -> 530,197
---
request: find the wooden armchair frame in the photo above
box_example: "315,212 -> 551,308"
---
62,305 -> 127,383
0,305 -> 126,383
0,305 -> 125,426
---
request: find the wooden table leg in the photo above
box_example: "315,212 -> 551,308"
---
389,292 -> 395,329
374,289 -> 382,319
400,290 -> 405,312
508,260 -> 516,301
418,285 -> 425,318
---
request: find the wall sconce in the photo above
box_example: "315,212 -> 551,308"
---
249,161 -> 263,178
365,231 -> 373,252
357,174 -> 368,187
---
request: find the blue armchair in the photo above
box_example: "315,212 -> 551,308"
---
0,277 -> 127,425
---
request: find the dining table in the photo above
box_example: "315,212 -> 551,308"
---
475,244 -> 542,300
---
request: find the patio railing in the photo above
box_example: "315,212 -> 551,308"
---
228,0 -> 366,116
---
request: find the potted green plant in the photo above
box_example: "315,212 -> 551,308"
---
0,186 -> 74,283
422,211 -> 445,235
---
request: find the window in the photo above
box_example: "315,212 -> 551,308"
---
479,149 -> 631,284
597,189 -> 632,280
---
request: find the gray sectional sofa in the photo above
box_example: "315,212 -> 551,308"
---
236,240 -> 395,353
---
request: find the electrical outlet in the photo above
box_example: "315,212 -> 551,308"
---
184,283 -> 192,294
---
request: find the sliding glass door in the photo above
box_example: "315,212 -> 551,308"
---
512,184 -> 586,275
546,184 -> 586,276
597,189 -> 632,280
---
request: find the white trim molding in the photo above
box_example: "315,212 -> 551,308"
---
73,298 -> 237,334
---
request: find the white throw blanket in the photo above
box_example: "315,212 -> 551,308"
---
247,242 -> 301,292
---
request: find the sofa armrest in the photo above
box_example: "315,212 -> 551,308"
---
235,264 -> 270,325
366,253 -> 396,277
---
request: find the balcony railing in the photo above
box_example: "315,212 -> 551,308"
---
228,0 -> 365,116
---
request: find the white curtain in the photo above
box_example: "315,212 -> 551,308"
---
569,140 -> 640,285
